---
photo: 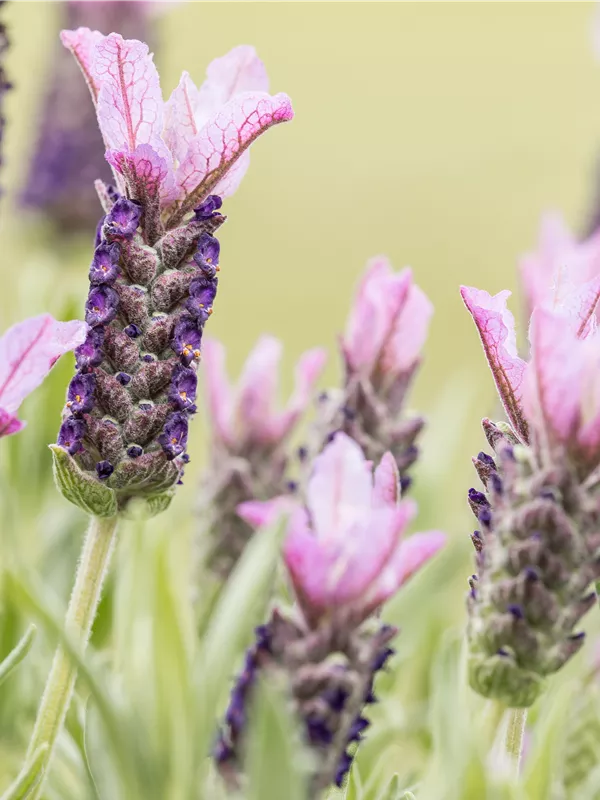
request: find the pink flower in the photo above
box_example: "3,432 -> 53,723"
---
239,433 -> 445,627
462,282 -> 600,471
0,314 -> 87,438
519,212 -> 600,321
342,256 -> 433,382
202,336 -> 326,450
60,30 -> 293,221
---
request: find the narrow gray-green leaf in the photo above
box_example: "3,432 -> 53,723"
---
0,624 -> 36,687
376,775 -> 402,800
0,744 -> 48,800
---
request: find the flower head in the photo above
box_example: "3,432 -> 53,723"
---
239,432 -> 445,627
0,314 -> 86,438
203,335 -> 326,451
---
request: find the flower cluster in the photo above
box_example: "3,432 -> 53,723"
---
317,257 -> 433,491
0,315 -> 86,438
198,336 -> 326,577
462,273 -> 600,707
53,30 -> 293,516
21,2 -> 153,231
216,433 -> 445,789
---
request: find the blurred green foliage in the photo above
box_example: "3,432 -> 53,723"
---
0,2 -> 600,798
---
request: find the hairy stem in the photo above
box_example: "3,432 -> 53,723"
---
504,707 -> 528,780
25,515 -> 119,798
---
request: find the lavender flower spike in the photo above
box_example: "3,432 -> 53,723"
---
314,256 -> 432,490
462,282 -> 600,707
217,434 -> 445,791
51,30 -> 294,518
198,336 -> 326,577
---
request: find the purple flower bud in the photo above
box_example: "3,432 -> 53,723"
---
57,417 -> 86,455
158,411 -> 189,460
66,372 -> 96,414
124,323 -> 142,338
75,327 -> 105,370
85,286 -> 119,327
194,195 -> 222,220
127,444 -> 143,458
142,353 -> 156,363
186,275 -> 218,321
104,197 -> 141,240
89,242 -> 121,285
96,460 -> 114,480
115,372 -> 131,386
172,316 -> 202,366
168,365 -> 197,411
193,233 -> 220,271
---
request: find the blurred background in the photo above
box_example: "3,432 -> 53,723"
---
1,2 -> 600,797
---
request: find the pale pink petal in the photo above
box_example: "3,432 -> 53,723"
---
60,27 -> 104,102
524,308 -> 584,450
382,283 -> 433,377
163,71 -> 201,163
306,432 -> 373,540
195,45 -> 269,128
93,33 -> 168,159
235,336 -> 282,443
558,274 -> 600,339
0,409 -> 25,439
343,258 -> 411,373
372,452 -> 402,509
366,531 -> 446,612
106,144 -> 175,207
283,508 -> 332,618
237,496 -> 294,528
460,286 -> 529,442
211,150 -> 251,199
0,316 -> 87,413
267,347 -> 327,441
172,91 -> 293,214
201,338 -> 235,447
575,336 -> 600,463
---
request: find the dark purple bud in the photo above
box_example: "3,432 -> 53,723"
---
158,412 -> 189,460
468,488 -> 489,507
85,286 -> 119,327
172,316 -> 202,366
305,716 -> 333,745
57,417 -> 86,455
399,475 -> 412,493
116,372 -> 131,386
75,327 -> 105,370
478,507 -> 492,528
66,372 -> 96,414
297,446 -> 308,461
181,453 -> 190,464
186,275 -> 217,321
89,242 -> 121,285
347,716 -> 369,743
508,604 -> 524,620
193,195 -> 222,220
168,365 -> 197,411
193,233 -> 220,276
477,452 -> 497,469
335,752 -> 353,788
124,323 -> 142,339
372,646 -> 395,672
96,460 -> 114,480
127,444 -> 143,458
104,197 -> 141,239
490,472 -> 503,495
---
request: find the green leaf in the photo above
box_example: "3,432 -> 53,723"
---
0,744 -> 48,800
377,775 -> 402,800
345,762 -> 363,800
0,624 -> 36,687
119,489 -> 176,521
49,444 -> 117,517
246,677 -> 308,800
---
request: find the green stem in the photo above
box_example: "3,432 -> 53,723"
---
504,707 -> 528,780
24,515 -> 119,799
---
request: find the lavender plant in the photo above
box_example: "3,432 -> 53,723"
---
216,433 -> 445,792
12,27 -> 293,795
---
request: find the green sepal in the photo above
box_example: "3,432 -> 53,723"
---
468,651 -> 545,708
49,444 -> 117,518
120,488 -> 176,520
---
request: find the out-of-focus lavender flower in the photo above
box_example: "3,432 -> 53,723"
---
197,336 -> 326,578
52,30 -> 293,517
461,282 -> 600,707
20,1 -> 153,232
314,257 -> 433,491
0,314 -> 86,438
216,433 -> 445,791
0,1 -> 11,195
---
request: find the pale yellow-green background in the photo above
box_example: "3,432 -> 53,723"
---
2,0 -> 600,524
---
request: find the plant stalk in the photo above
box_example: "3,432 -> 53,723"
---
24,514 -> 119,798
504,707 -> 527,780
